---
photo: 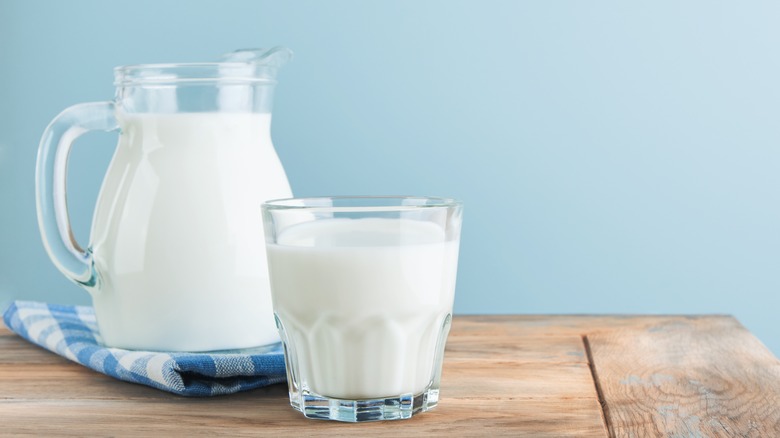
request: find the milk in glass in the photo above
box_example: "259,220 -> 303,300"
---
267,218 -> 459,399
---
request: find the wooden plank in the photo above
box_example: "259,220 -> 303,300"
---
0,317 -> 608,437
0,361 -> 596,403
0,327 -> 65,365
0,398 -> 605,437
586,316 -> 780,437
445,334 -> 589,363
450,315 -> 735,338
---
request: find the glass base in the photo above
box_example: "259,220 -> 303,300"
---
291,386 -> 440,422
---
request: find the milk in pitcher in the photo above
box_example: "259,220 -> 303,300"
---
89,112 -> 291,351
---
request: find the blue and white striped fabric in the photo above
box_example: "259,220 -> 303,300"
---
2,301 -> 287,397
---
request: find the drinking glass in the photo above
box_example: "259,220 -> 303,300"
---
262,196 -> 463,422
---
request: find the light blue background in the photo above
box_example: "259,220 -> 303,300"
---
1,1 -> 779,353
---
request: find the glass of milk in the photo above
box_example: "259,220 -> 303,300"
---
262,196 -> 463,422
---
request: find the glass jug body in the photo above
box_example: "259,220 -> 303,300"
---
36,48 -> 293,351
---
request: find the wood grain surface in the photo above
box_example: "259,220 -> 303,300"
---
1,315 -> 778,437
586,316 -> 780,437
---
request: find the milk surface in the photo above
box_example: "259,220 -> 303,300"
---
268,218 -> 459,399
90,112 -> 291,351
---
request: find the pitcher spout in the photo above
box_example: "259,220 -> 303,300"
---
221,46 -> 293,69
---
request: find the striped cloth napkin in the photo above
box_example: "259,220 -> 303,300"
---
2,300 -> 287,396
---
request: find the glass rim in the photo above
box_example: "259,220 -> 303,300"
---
262,195 -> 463,212
113,47 -> 293,86
114,63 -> 282,86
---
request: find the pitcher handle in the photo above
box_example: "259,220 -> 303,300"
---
35,102 -> 118,292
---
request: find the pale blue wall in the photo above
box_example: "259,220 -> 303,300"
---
2,1 -> 779,353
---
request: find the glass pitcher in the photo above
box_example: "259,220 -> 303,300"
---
35,48 -> 293,352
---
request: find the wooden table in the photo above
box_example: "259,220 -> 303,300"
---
1,315 -> 779,436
